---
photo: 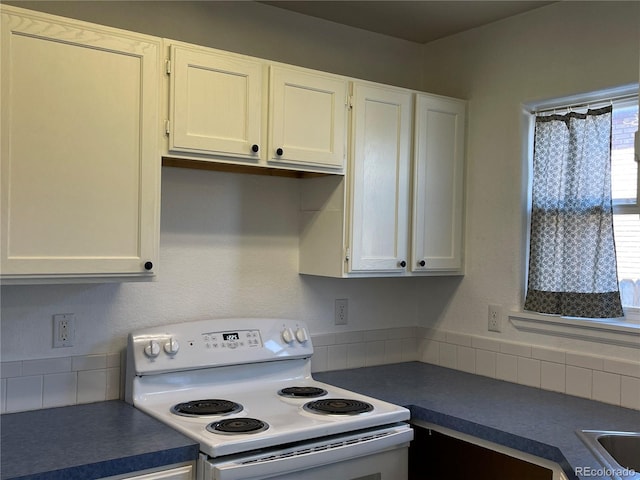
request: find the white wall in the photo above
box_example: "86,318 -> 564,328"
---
419,1 -> 640,361
1,1 -> 638,366
0,1 -> 434,363
4,1 -> 423,90
2,165 -> 444,361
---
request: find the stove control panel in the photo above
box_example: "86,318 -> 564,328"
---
128,318 -> 314,375
202,329 -> 262,350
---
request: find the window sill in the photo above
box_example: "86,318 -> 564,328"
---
509,311 -> 640,349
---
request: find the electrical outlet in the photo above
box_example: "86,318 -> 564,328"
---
335,299 -> 348,325
488,305 -> 501,332
53,314 -> 75,348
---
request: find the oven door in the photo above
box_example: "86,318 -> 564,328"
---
198,423 -> 413,480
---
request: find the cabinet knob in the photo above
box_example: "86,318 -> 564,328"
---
144,261 -> 153,271
399,260 -> 407,268
252,144 -> 259,153
419,260 -> 426,267
276,148 -> 284,156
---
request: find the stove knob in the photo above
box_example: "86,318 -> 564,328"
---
281,328 -> 294,344
144,340 -> 161,358
164,337 -> 180,355
295,327 -> 309,344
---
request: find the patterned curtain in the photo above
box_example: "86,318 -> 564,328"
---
524,106 -> 624,318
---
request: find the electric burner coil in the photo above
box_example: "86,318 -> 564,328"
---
277,386 -> 328,398
303,398 -> 374,415
170,399 -> 243,417
207,418 -> 269,435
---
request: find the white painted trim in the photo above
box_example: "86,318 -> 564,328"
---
509,311 -> 640,349
526,83 -> 638,114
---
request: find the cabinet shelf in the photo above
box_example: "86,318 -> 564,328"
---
162,157 -> 334,179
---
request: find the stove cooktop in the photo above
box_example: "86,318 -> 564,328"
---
133,375 -> 408,457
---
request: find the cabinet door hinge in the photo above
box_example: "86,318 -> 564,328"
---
345,247 -> 350,262
165,59 -> 171,75
347,94 -> 353,110
165,120 -> 171,135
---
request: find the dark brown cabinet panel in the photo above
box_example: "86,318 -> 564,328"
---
409,426 -> 553,480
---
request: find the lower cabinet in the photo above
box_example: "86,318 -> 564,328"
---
102,463 -> 194,480
409,426 -> 554,480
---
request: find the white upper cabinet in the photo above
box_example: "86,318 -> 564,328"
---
166,43 -> 347,174
0,5 -> 464,282
412,94 -> 466,273
268,66 -> 347,170
168,44 -> 263,161
300,85 -> 466,278
0,6 -> 161,282
349,82 -> 412,273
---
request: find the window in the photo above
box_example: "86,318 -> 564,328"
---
611,99 -> 640,320
526,88 -> 639,323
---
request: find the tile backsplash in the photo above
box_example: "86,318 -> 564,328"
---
2,325 -> 638,413
416,328 -> 640,411
310,326 -> 420,372
0,327 -> 419,414
1,353 -> 121,413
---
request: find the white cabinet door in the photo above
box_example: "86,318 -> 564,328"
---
349,82 -> 412,273
412,94 -> 465,272
0,6 -> 160,281
168,44 -> 263,161
269,65 -> 347,171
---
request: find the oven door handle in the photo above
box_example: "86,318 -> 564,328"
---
203,424 -> 413,480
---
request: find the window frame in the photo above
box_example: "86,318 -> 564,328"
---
611,97 -> 640,322
611,97 -> 640,215
519,84 -> 640,344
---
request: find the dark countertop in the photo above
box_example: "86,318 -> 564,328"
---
1,400 -> 199,480
315,362 -> 640,480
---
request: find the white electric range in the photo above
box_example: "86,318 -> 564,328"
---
126,318 -> 413,480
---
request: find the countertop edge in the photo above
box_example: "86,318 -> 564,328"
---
9,446 -> 200,480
